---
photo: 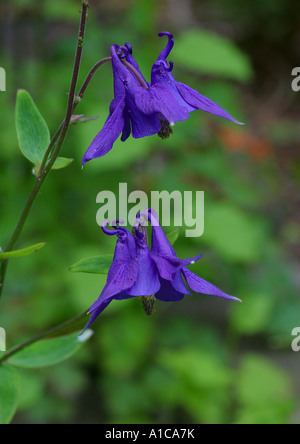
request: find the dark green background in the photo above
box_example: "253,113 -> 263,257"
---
0,0 -> 299,424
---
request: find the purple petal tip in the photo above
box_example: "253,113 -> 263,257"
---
158,31 -> 174,39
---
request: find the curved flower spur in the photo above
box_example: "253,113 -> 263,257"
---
82,32 -> 243,164
84,211 -> 241,330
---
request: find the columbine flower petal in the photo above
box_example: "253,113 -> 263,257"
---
155,278 -> 185,302
84,258 -> 138,330
175,82 -> 243,124
140,208 -> 202,280
171,270 -> 191,296
126,231 -> 161,296
157,31 -> 175,61
142,208 -> 177,257
182,269 -> 241,302
134,83 -> 189,126
111,45 -> 162,139
124,42 -> 149,86
82,95 -> 126,164
125,91 -> 162,138
151,32 -> 243,125
120,105 -> 132,142
83,223 -> 139,330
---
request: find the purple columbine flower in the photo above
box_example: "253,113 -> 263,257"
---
84,213 -> 240,330
151,32 -> 243,127
82,33 -> 242,164
82,44 -> 189,165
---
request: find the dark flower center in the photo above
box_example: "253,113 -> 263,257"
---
158,119 -> 174,140
140,295 -> 156,315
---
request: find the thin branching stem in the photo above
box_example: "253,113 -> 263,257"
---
0,1 -> 89,300
0,310 -> 89,365
0,1 -> 148,301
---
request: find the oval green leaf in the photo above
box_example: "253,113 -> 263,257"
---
52,157 -> 74,170
0,365 -> 20,425
69,254 -> 114,274
15,90 -> 50,166
8,330 -> 93,369
0,243 -> 46,259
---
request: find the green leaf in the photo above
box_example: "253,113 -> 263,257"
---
8,330 -> 93,369
231,292 -> 274,335
52,157 -> 74,170
0,242 -> 46,259
235,354 -> 294,424
173,29 -> 253,82
15,89 -> 50,166
166,227 -> 181,246
202,201 -> 268,263
0,365 -> 20,425
157,347 -> 232,423
69,254 -> 114,274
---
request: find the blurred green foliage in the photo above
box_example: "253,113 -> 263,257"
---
0,0 -> 299,424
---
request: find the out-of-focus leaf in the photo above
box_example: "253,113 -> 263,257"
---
15,90 -> 50,166
18,371 -> 44,411
69,254 -> 114,274
52,157 -> 74,170
231,292 -> 274,335
235,354 -> 294,424
0,242 -> 46,259
0,365 -> 20,425
8,330 -> 93,369
173,29 -> 253,82
159,348 -> 231,390
99,310 -> 154,376
202,201 -> 268,263
158,347 -> 232,423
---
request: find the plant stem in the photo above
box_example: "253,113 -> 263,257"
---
0,310 -> 89,365
39,0 -> 89,176
0,3 -> 147,301
0,1 -> 89,301
78,57 -> 148,97
38,123 -> 64,173
78,57 -> 112,100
